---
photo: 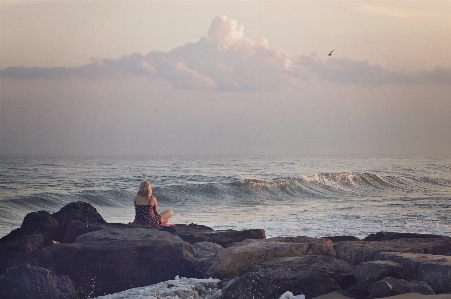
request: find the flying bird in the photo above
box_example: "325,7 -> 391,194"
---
328,49 -> 335,56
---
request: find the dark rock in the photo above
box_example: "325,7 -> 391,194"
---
324,236 -> 361,242
368,281 -> 393,299
63,220 -> 149,243
379,277 -> 409,295
52,201 -> 106,240
0,233 -> 44,256
160,224 -> 265,246
193,241 -> 224,278
353,260 -> 403,284
375,252 -> 451,293
37,228 -> 197,298
0,251 -> 38,275
220,255 -> 353,299
0,211 -> 60,246
207,238 -> 334,279
380,277 -> 435,295
407,280 -> 435,295
335,238 -> 451,265
62,220 -> 105,243
364,231 -> 445,241
0,264 -> 77,299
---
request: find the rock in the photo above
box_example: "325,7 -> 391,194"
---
375,252 -> 451,293
160,224 -> 265,246
0,264 -> 77,299
335,238 -> 451,265
220,255 -> 354,299
52,201 -> 106,240
380,277 -> 435,295
368,281 -> 393,299
379,277 -> 409,295
0,233 -> 44,256
62,220 -> 105,243
193,241 -> 224,278
74,226 -> 181,243
0,251 -> 38,275
353,260 -> 403,284
364,231 -> 446,241
62,220 -> 151,243
0,211 -> 60,246
207,238 -> 334,279
324,236 -> 361,242
37,228 -> 197,298
407,280 -> 435,295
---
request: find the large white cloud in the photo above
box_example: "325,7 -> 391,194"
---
1,15 -> 450,89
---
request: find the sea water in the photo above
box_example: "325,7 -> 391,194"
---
1,155 -> 450,239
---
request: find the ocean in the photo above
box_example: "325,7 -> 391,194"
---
1,155 -> 450,239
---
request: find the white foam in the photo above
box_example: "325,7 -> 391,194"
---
95,277 -> 220,299
279,291 -> 305,299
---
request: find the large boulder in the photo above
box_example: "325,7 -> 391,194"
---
0,211 -> 60,246
193,241 -> 224,277
379,277 -> 434,295
364,231 -> 447,241
0,251 -> 38,275
206,237 -> 334,279
0,264 -> 77,299
220,255 -> 354,299
37,228 -> 197,298
335,238 -> 451,265
52,201 -> 106,240
61,220 -> 106,243
353,260 -> 404,284
0,233 -> 44,256
375,252 -> 451,293
160,224 -> 265,246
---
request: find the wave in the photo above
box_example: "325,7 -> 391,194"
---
1,172 -> 450,218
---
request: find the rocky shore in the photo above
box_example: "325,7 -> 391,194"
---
0,201 -> 450,299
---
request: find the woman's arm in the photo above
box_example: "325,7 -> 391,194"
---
151,196 -> 158,213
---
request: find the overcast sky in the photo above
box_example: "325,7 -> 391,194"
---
1,1 -> 450,156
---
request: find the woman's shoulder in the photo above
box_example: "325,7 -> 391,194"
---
134,195 -> 151,205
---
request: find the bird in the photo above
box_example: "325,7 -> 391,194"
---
328,49 -> 335,56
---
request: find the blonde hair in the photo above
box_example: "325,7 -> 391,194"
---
137,180 -> 152,197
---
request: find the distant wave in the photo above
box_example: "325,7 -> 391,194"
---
1,171 -> 450,221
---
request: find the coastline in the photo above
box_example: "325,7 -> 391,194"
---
1,201 -> 451,299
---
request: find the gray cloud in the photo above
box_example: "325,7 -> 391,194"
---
292,53 -> 451,86
1,16 -> 450,90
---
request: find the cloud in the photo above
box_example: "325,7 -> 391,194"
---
292,53 -> 451,86
1,15 -> 450,90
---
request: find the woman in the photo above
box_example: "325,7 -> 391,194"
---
133,180 -> 173,226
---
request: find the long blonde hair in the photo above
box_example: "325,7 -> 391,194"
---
137,180 -> 152,197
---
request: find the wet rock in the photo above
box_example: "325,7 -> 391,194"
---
364,231 -> 446,241
380,277 -> 435,296
368,281 -> 393,299
0,251 -> 38,275
37,228 -> 196,298
220,255 -> 353,299
208,238 -> 334,279
62,220 -> 105,243
0,211 -> 60,246
160,224 -> 265,246
52,201 -> 106,240
193,241 -> 224,278
0,233 -> 44,256
375,252 -> 451,293
335,238 -> 451,265
353,260 -> 403,284
0,263 -> 77,299
324,236 -> 361,242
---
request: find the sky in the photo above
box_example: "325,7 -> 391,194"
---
1,0 -> 451,156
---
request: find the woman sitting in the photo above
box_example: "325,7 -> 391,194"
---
133,180 -> 173,226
